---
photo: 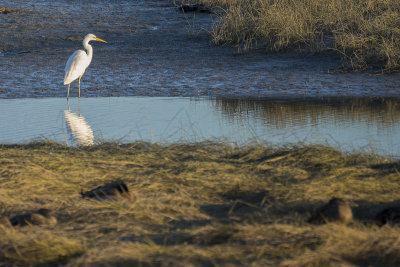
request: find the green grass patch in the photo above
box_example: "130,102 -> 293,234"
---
0,141 -> 400,265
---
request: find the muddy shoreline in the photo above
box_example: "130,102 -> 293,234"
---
0,0 -> 399,98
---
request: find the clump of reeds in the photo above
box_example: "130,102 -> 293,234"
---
195,0 -> 400,71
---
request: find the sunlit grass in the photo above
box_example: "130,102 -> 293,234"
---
0,141 -> 400,265
187,0 -> 400,71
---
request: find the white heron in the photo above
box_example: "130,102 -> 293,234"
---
64,33 -> 107,98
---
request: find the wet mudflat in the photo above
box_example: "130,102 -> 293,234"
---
1,0 -> 400,98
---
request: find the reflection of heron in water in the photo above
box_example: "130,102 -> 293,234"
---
65,99 -> 94,146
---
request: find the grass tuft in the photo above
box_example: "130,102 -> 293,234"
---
0,229 -> 84,265
191,0 -> 400,71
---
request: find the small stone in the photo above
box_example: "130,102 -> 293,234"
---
308,198 -> 353,225
178,4 -> 212,13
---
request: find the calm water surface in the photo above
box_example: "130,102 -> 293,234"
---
1,97 -> 399,157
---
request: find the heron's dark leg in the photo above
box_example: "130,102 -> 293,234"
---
67,84 -> 70,99
78,77 -> 81,98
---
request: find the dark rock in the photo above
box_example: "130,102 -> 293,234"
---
308,198 -> 353,225
81,181 -> 136,202
374,207 -> 400,226
10,208 -> 57,227
178,4 -> 212,13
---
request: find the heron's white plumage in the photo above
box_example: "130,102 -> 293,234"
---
63,33 -> 106,98
64,50 -> 90,85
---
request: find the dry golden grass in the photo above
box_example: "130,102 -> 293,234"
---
189,0 -> 400,71
1,141 -> 400,265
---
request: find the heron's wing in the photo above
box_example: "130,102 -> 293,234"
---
64,50 -> 89,85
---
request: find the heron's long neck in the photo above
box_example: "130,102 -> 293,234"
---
83,40 -> 93,63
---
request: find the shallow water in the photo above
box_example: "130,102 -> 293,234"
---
1,97 -> 400,157
0,0 -> 400,98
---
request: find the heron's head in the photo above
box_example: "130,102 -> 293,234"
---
84,33 -> 107,43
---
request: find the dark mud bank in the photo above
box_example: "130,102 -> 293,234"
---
0,0 -> 399,98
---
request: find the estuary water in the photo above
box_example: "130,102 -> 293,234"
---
1,97 -> 399,157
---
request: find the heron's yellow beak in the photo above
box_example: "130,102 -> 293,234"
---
95,37 -> 107,43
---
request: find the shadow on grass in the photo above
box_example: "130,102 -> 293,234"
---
122,224 -> 238,247
353,200 -> 400,222
200,190 -> 272,222
370,161 -> 400,174
91,258 -> 215,267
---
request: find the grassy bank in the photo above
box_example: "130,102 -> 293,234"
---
188,0 -> 400,71
1,141 -> 400,265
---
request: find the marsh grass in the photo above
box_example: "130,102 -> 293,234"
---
0,229 -> 84,265
2,0 -> 400,261
188,0 -> 400,71
1,141 -> 400,265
